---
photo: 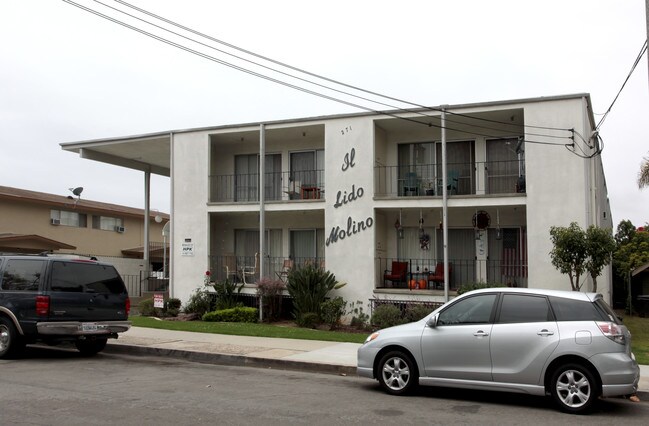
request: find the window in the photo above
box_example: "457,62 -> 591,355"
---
50,262 -> 125,294
289,229 -> 325,266
1,259 -> 45,291
92,215 -> 123,231
549,297 -> 608,322
290,150 -> 325,197
438,294 -> 497,325
498,294 -> 552,323
486,138 -> 523,194
235,154 -> 281,201
51,210 -> 87,227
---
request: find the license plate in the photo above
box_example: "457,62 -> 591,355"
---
81,323 -> 98,332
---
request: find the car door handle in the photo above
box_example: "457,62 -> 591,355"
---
473,330 -> 489,337
537,329 -> 554,336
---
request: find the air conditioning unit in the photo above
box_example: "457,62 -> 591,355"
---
50,218 -> 61,225
115,226 -> 125,233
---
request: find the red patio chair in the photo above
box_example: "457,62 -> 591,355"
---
428,262 -> 452,289
384,261 -> 408,287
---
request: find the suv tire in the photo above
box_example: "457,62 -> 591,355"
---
0,317 -> 25,359
75,338 -> 108,356
550,363 -> 598,414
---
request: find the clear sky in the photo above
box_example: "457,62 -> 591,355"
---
1,0 -> 648,228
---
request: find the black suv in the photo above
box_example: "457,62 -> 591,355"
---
0,255 -> 131,358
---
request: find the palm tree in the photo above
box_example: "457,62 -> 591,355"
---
639,156 -> 649,189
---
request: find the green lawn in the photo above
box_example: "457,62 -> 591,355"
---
623,315 -> 649,365
130,316 -> 368,344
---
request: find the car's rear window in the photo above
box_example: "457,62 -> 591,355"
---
50,261 -> 126,294
549,296 -> 608,322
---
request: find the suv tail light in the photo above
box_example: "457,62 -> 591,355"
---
597,321 -> 626,345
125,297 -> 131,317
36,295 -> 50,316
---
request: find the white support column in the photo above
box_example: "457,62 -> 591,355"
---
441,107 -> 449,302
144,170 -> 151,277
259,124 -> 265,321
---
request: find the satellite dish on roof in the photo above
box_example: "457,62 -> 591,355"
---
69,187 -> 83,197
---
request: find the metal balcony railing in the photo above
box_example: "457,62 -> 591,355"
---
374,160 -> 525,197
209,170 -> 325,203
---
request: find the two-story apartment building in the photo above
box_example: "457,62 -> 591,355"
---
62,94 -> 612,306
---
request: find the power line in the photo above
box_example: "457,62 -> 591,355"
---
65,0 -> 583,151
596,39 -> 648,130
108,0 -> 576,139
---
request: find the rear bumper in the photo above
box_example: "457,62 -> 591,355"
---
590,352 -> 640,397
37,321 -> 131,336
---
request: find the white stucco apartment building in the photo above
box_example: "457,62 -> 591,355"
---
62,93 -> 612,307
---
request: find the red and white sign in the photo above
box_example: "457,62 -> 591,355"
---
153,293 -> 164,309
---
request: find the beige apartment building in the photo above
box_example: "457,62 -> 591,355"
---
0,185 -> 169,285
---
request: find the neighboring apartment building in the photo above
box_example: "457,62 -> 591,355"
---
0,185 -> 169,278
62,94 -> 613,306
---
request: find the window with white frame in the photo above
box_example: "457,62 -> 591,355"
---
50,210 -> 87,227
92,215 -> 124,231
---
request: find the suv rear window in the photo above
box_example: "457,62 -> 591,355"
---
549,296 -> 608,322
50,261 -> 126,294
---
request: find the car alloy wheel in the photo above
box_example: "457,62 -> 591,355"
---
551,363 -> 597,414
378,351 -> 417,395
0,317 -> 24,359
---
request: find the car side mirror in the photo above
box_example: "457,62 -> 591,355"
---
426,314 -> 439,328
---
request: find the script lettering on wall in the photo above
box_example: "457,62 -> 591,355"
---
326,146 -> 373,247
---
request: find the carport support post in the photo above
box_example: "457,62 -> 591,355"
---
259,124 -> 265,322
441,107 -> 449,303
144,170 -> 151,286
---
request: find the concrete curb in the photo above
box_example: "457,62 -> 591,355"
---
103,343 -> 358,377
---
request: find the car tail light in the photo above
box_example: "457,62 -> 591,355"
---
597,321 -> 626,344
36,295 -> 50,316
125,297 -> 131,317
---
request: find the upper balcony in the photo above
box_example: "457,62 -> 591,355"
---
375,159 -> 525,198
209,169 -> 325,203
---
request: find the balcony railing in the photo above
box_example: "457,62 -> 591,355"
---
375,160 -> 525,197
376,257 -> 528,290
209,255 -> 326,284
209,170 -> 325,203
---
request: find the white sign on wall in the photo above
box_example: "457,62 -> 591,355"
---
181,242 -> 194,256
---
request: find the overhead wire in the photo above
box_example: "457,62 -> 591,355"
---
112,0 -> 575,135
64,0 -> 578,150
596,39 -> 648,131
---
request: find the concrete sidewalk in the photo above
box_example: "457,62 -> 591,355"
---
106,326 -> 648,395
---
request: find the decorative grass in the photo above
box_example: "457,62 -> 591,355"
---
130,316 -> 368,344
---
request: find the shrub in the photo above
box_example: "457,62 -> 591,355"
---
404,304 -> 432,322
348,300 -> 370,330
166,298 -> 182,311
371,304 -> 405,329
320,297 -> 347,330
183,287 -> 214,317
297,312 -> 320,329
210,278 -> 244,310
256,277 -> 285,322
286,263 -> 345,324
202,306 -> 258,323
456,282 -> 505,295
138,297 -> 158,316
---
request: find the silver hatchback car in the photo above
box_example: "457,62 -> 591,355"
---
357,288 -> 639,414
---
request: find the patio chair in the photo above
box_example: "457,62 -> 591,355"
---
428,262 -> 452,289
223,253 -> 239,282
241,252 -> 259,284
403,172 -> 420,196
384,261 -> 408,287
276,258 -> 293,282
